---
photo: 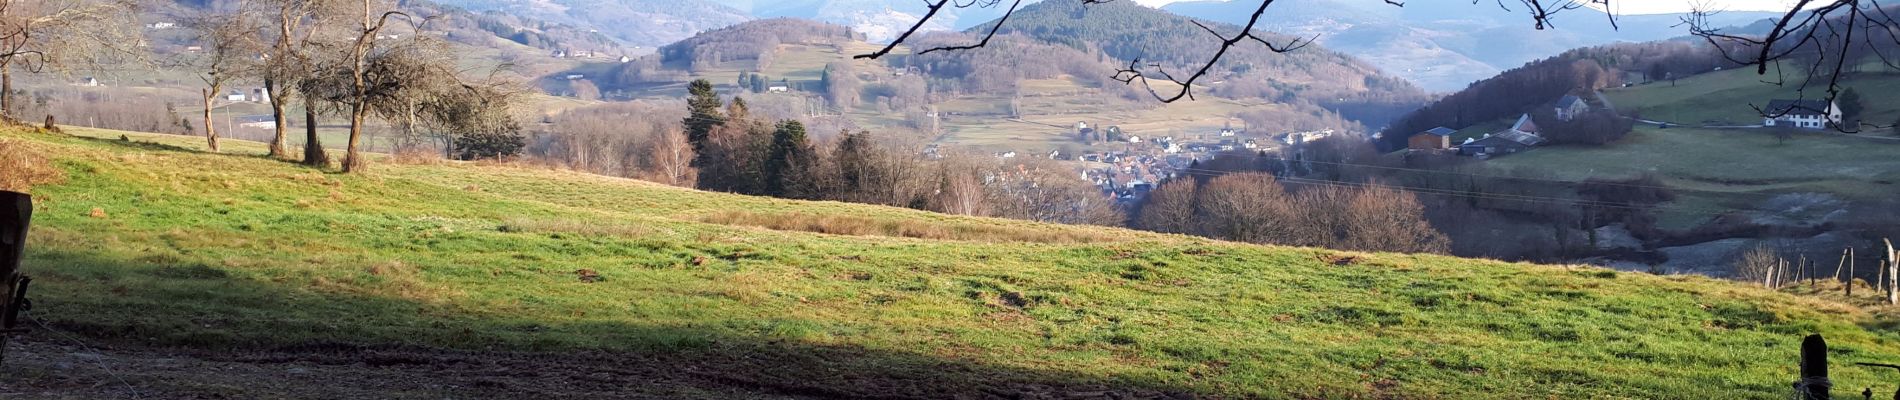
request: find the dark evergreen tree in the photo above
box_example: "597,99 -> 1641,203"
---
1839,87 -> 1864,127
764,120 -> 814,197
834,130 -> 871,194
683,79 -> 725,158
452,124 -> 528,161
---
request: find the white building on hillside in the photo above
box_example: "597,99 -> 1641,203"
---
1763,99 -> 1841,129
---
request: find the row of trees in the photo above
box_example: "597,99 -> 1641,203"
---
0,1 -> 144,119
1530,107 -> 1635,146
176,0 -> 525,172
1134,172 -> 1449,254
3,1 -> 525,171
674,79 -> 1123,225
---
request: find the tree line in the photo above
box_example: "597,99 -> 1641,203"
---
5,0 -> 529,174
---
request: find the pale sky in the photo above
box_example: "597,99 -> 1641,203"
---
1133,0 -> 1801,15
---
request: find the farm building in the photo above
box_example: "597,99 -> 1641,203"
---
1762,99 -> 1839,129
1408,127 -> 1455,150
1555,95 -> 1589,121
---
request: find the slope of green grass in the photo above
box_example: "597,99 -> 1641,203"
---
1604,62 -> 1900,127
1483,126 -> 1900,228
10,127 -> 1900,398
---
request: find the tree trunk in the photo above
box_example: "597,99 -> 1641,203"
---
342,105 -> 366,172
0,64 -> 11,122
302,101 -> 327,167
266,79 -> 288,158
203,88 -> 221,153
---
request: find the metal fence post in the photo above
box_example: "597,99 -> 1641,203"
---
1800,334 -> 1832,400
0,191 -> 33,367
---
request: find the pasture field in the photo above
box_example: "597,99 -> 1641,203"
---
2,127 -> 1899,398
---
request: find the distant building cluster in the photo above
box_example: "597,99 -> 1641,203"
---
1407,94 -> 1582,159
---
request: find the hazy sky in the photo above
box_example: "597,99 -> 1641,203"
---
1132,0 -> 1800,15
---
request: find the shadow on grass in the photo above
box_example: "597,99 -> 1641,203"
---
16,249 -> 1202,399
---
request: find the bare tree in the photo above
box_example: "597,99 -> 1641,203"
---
987,158 -> 1121,225
339,0 -> 416,172
644,127 -> 697,187
1737,244 -> 1783,288
933,152 -> 989,216
255,0 -> 340,159
1337,184 -> 1450,253
1136,179 -> 1198,234
1193,172 -> 1297,243
0,0 -> 142,120
183,5 -> 263,153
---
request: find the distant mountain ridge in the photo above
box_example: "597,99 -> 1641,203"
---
703,0 -> 1025,42
959,0 -> 1426,125
434,0 -> 753,48
1164,0 -> 1778,91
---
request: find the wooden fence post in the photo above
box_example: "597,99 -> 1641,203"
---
1838,248 -> 1850,296
0,191 -> 31,367
1887,239 -> 1897,305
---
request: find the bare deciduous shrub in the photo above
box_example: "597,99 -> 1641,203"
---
1136,179 -> 1198,234
1736,244 -> 1783,287
390,147 -> 446,165
1333,185 -> 1451,253
0,139 -> 64,192
1196,172 -> 1296,244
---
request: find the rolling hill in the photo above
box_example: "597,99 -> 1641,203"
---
593,5 -> 1425,153
6,123 -> 1900,398
1165,0 -> 1778,91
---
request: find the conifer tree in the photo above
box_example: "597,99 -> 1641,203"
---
764,120 -> 814,197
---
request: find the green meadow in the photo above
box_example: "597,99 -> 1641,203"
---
5,127 -> 1900,398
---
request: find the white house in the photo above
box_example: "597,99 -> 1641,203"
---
1127,135 -> 1142,144
767,85 -> 789,93
1762,99 -> 1841,129
1554,95 -> 1589,121
225,91 -> 247,102
236,115 -> 276,129
76,77 -> 102,87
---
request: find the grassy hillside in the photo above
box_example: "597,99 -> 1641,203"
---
1603,62 -> 1900,127
1483,125 -> 1900,229
7,127 -> 1900,398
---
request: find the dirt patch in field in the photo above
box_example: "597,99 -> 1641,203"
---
0,333 -> 1196,400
